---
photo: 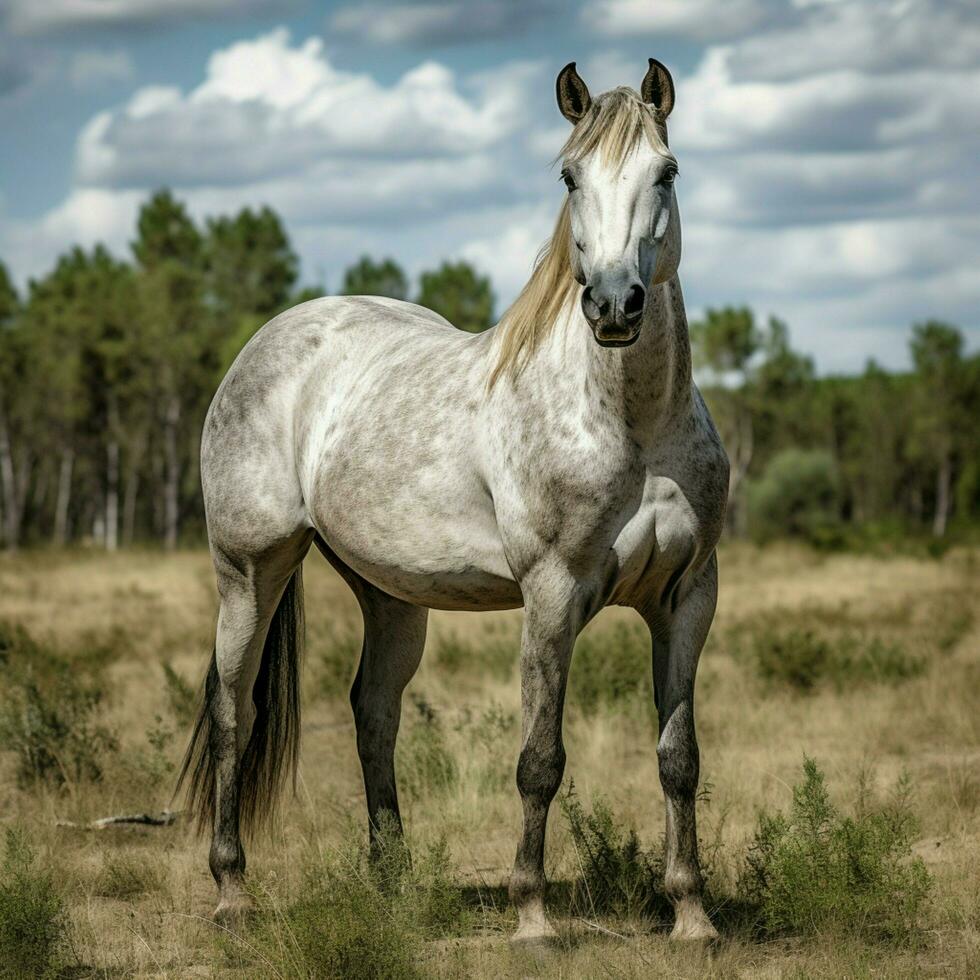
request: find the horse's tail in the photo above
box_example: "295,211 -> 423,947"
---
173,568 -> 305,838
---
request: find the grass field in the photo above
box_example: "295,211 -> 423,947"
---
1,544 -> 978,978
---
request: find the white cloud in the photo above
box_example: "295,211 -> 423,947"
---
3,0 -> 296,34
69,50 -> 134,89
729,0 -> 980,80
582,0 -> 771,40
76,29 -> 540,187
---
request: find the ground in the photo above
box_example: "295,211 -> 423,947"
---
0,543 -> 978,978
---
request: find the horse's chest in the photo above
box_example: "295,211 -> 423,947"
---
611,476 -> 699,596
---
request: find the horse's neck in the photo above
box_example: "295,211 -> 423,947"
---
535,276 -> 692,438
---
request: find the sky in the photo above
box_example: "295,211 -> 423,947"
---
0,0 -> 977,373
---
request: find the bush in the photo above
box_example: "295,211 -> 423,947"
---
730,614 -> 925,693
314,624 -> 360,701
93,851 -> 164,900
740,758 -> 931,944
433,630 -> 514,682
560,783 -> 670,924
239,820 -> 471,979
0,621 -> 118,787
0,828 -> 72,979
749,449 -> 841,544
568,621 -> 651,716
397,695 -> 457,801
162,661 -> 196,726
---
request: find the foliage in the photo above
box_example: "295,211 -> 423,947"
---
397,694 -> 458,801
93,851 -> 164,900
240,819 -> 472,979
560,783 -> 670,923
568,620 -> 651,715
0,620 -> 118,787
0,828 -> 72,980
729,613 -> 925,693
432,629 -> 515,682
341,255 -> 409,300
748,448 -> 841,544
740,758 -> 931,944
162,661 -> 196,726
313,623 -> 360,701
416,260 -> 494,333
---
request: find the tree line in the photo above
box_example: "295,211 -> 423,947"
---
0,190 -> 493,550
0,190 -> 975,550
692,309 -> 979,544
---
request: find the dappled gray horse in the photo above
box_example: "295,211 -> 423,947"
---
177,59 -> 728,943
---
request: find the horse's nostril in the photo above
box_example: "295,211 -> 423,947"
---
624,284 -> 645,320
581,286 -> 607,322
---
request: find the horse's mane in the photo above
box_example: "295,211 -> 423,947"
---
489,87 -> 669,387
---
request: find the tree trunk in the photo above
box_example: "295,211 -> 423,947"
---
0,407 -> 21,550
122,458 -> 141,547
932,452 -> 951,538
106,397 -> 120,552
163,394 -> 181,550
53,446 -> 74,546
725,401 -> 753,537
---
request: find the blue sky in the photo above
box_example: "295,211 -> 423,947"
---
1,0 -> 977,372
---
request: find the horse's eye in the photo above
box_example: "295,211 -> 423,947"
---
561,169 -> 577,193
660,167 -> 678,186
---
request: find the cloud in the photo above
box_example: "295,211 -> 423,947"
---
2,0 -> 298,34
728,0 -> 980,80
582,0 -> 774,41
76,29 -> 540,188
328,0 -> 555,45
69,50 -> 134,89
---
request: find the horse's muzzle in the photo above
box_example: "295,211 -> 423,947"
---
582,281 -> 645,347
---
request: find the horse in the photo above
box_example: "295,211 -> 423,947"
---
176,58 -> 729,944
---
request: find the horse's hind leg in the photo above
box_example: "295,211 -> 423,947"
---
350,587 -> 427,844
642,553 -> 719,941
203,532 -> 311,921
316,541 -> 427,844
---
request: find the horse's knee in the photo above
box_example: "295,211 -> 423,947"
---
657,702 -> 698,800
516,738 -> 566,805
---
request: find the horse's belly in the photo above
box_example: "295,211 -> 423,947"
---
311,472 -> 522,611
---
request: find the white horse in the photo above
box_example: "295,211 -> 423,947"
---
177,59 -> 728,943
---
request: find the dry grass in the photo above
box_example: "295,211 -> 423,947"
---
0,543 -> 978,977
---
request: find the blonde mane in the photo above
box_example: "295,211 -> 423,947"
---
489,88 -> 669,387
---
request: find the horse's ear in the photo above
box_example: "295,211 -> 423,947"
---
641,58 -> 674,118
556,62 -> 592,125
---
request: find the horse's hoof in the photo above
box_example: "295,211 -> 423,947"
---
669,901 -> 719,942
214,896 -> 255,928
510,918 -> 559,950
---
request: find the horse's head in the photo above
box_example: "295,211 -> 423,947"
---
556,60 -> 680,347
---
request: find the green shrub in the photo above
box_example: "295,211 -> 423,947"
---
397,695 -> 457,801
93,851 -> 163,900
568,621 -> 651,716
740,758 -> 931,944
0,828 -> 72,979
0,621 -> 118,787
731,614 -> 925,693
161,661 -> 196,726
433,630 -> 514,682
560,783 -> 670,924
239,821 -> 471,979
314,624 -> 360,700
748,449 -> 841,545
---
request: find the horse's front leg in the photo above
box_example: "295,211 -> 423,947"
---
641,553 -> 719,941
509,566 -> 583,944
